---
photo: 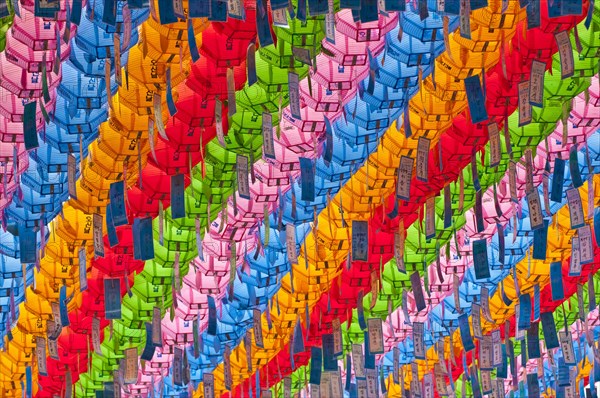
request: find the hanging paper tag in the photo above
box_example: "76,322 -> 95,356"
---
566,188 -> 585,229
247,43 -> 257,86
93,214 -> 105,257
124,347 -> 138,384
393,347 -> 400,384
223,346 -> 232,391
47,335 -> 59,360
68,155 -> 78,199
173,347 -> 183,386
152,307 -> 162,346
397,156 -> 414,201
577,224 -> 593,264
272,7 -> 288,26
227,0 -> 244,19
203,373 -> 215,398
36,336 -> 48,376
325,0 -> 335,43
310,347 -> 323,385
459,0 -> 471,39
518,294 -> 532,330
78,247 -> 88,292
286,224 -> 298,264
416,137 -> 430,182
559,331 -> 576,365
518,81 -> 532,126
300,157 -> 315,202
262,112 -> 276,159
453,274 -> 461,312
464,76 -> 488,124
288,72 -> 301,119
472,239 -> 490,280
215,99 -> 225,146
425,196 -> 436,240
458,314 -> 475,351
351,220 -> 369,262
256,0 -> 274,46
555,31 -> 575,78
332,318 -> 343,356
109,181 -> 128,226
527,190 -> 544,230
170,173 -> 185,219
141,323 -> 155,361
92,316 -> 103,355
23,102 -> 39,150
65,370 -> 72,398
569,237 -> 582,276
529,60 -> 545,107
236,155 -> 251,200
413,322 -> 426,359
352,344 -> 365,379
551,158 -> 566,202
104,278 -> 122,319
367,318 -> 384,354
395,232 -> 406,272
480,287 -> 493,322
492,330 -> 502,366
253,308 -> 264,348
472,303 -> 483,339
411,271 -> 426,312
133,217 -> 155,260
488,122 -> 501,168
153,94 -> 167,140
526,322 -> 541,359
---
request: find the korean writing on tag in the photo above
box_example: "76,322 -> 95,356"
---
68,155 -> 77,199
352,344 -> 365,379
92,317 -> 102,355
283,377 -> 292,398
458,314 -> 475,352
325,0 -> 335,43
525,149 -> 534,192
36,337 -> 48,376
569,237 -> 582,276
332,318 -> 343,356
492,330 -> 502,366
479,335 -> 492,369
285,224 -> 298,264
351,220 -> 369,262
509,161 -> 518,202
272,8 -> 288,26
394,231 -> 406,272
459,0 -> 471,39
416,137 -> 430,182
330,371 -> 343,397
203,373 -> 215,398
173,347 -> 183,386
262,112 -> 275,159
292,46 -> 312,66
434,365 -> 446,395
236,154 -> 251,200
527,190 -> 544,230
488,122 -> 501,168
423,373 -> 434,398
320,372 -> 331,398
413,322 -> 426,359
529,60 -> 545,107
223,345 -> 232,390
480,287 -> 493,322
425,196 -> 436,240
93,214 -> 105,257
124,347 -> 137,384
152,307 -> 162,346
555,31 -> 575,78
578,225 -> 593,264
365,369 -> 378,397
367,318 -> 384,354
559,331 -> 576,365
356,379 -> 367,398
411,362 -> 422,398
47,336 -> 59,360
566,188 -> 585,229
253,309 -> 264,348
518,81 -> 532,126
227,0 -> 244,19
480,370 -> 493,394
393,347 -> 400,384
396,156 -> 414,201
288,72 -> 301,119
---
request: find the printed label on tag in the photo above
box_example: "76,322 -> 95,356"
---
367,318 -> 384,354
480,370 -> 493,394
227,0 -> 244,19
272,8 -> 289,26
509,161 -> 518,202
365,369 -> 378,396
286,224 -> 298,264
425,196 -> 436,240
479,335 -> 492,369
47,336 -> 59,360
527,190 -> 544,230
411,271 -> 427,312
394,231 -> 406,272
352,344 -> 365,379
320,372 -> 331,398
555,31 -> 575,78
421,373 -> 433,398
459,0 -> 471,39
292,46 -> 312,66
411,363 -> 422,398
488,122 -> 501,168
300,157 -> 315,202
472,303 -> 483,338
453,274 -> 461,311
236,155 -> 251,199
288,72 -> 301,119
93,214 -> 105,257
36,337 -> 48,376
393,347 -> 400,384
68,155 -> 77,199
330,371 -> 342,397
578,225 -> 593,264
397,156 -> 414,201
152,307 -> 162,346
492,330 -> 502,366
325,0 -> 335,43
173,347 -> 183,386
525,149 -> 534,192
416,137 -> 430,182
529,60 -> 545,107
284,377 -> 292,398
566,188 -> 585,229
518,81 -> 532,126
413,322 -> 426,359
223,346 -> 232,390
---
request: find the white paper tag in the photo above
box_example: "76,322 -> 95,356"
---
284,377 -> 292,398
47,336 -> 59,360
93,213 -> 104,257
509,161 -> 518,202
555,31 -> 575,78
329,371 -> 343,397
394,232 -> 406,272
480,370 -> 493,393
423,373 -> 434,398
92,316 -> 103,356
492,330 -> 502,366
413,322 -> 426,359
397,156 -> 415,201
425,196 -> 436,239
237,154 -> 251,199
365,369 -> 378,396
472,303 -> 483,338
518,81 -> 532,126
578,225 -> 593,264
79,247 -> 87,291
320,372 -> 331,398
152,307 -> 162,346
285,224 -> 298,264
262,112 -> 276,159
272,8 -> 288,26
529,60 -> 545,107
417,137 -> 430,182
527,190 -> 544,230
224,345 -> 232,390
288,72 -> 301,119
227,0 -> 244,19
566,188 -> 585,229
332,318 -> 343,356
367,318 -> 384,354
325,0 -> 335,43
124,347 -> 138,384
480,287 -> 493,322
559,331 -> 576,364
479,335 -> 492,369
310,384 -> 320,398
569,237 -> 582,275
525,149 -> 534,192
36,336 -> 48,375
453,274 -> 461,312
352,344 -> 365,379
